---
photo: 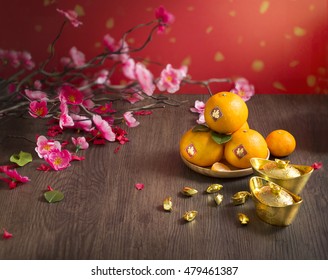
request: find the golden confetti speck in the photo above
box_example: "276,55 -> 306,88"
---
182,56 -> 192,66
106,18 -> 115,29
317,67 -> 326,76
237,36 -> 243,44
127,38 -> 135,44
206,26 -> 213,34
169,37 -> 176,43
307,75 -> 316,87
294,26 -> 306,37
309,4 -> 315,11
289,60 -> 299,67
34,25 -> 42,32
43,0 -> 55,6
252,60 -> 264,72
229,10 -> 236,17
214,52 -> 225,62
273,82 -> 287,91
259,40 -> 266,47
259,1 -> 270,14
74,5 -> 85,16
94,42 -> 101,48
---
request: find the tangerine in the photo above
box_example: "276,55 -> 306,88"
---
204,92 -> 248,135
180,128 -> 224,167
265,129 -> 296,157
224,129 -> 268,168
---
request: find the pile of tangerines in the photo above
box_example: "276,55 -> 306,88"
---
180,92 -> 296,170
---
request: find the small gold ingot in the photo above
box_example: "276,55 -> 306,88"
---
183,210 -> 198,222
206,184 -> 223,193
163,197 -> 173,211
231,191 -> 251,205
214,193 -> 223,205
181,186 -> 198,196
238,213 -> 249,225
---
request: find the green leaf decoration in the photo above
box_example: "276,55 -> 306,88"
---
192,124 -> 210,132
10,151 -> 33,166
44,190 -> 64,203
211,131 -> 232,144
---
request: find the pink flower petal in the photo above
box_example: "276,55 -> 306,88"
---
135,183 -> 144,190
311,162 -> 323,170
3,229 -> 13,239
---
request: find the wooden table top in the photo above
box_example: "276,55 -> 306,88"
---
0,94 -> 327,260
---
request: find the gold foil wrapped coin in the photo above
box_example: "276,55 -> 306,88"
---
238,213 -> 249,225
181,186 -> 198,196
163,197 -> 173,211
214,193 -> 223,205
206,184 -> 223,193
231,191 -> 251,205
183,210 -> 198,222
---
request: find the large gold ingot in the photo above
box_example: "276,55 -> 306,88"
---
250,158 -> 313,194
249,176 -> 303,226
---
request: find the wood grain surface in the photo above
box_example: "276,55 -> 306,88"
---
0,94 -> 327,260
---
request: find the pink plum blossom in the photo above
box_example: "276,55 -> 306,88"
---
45,149 -> 72,171
0,169 -> 30,189
122,58 -> 136,80
35,135 -> 61,158
59,101 -> 74,129
25,89 -> 48,100
190,100 -> 205,124
103,34 -> 116,52
93,102 -> 116,115
155,6 -> 175,34
92,114 -> 116,141
69,46 -> 86,67
157,64 -> 187,93
123,111 -> 140,128
123,92 -> 144,104
230,78 -> 255,101
135,63 -> 155,96
72,136 -> 89,150
57,8 -> 82,27
58,85 -> 84,105
70,113 -> 92,132
29,100 -> 48,118
95,69 -> 110,85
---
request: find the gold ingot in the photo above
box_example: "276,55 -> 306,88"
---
214,193 -> 223,205
181,186 -> 198,196
249,176 -> 303,226
238,213 -> 249,225
206,184 -> 223,193
250,158 -> 313,194
183,210 -> 198,222
163,197 -> 172,211
231,191 -> 251,205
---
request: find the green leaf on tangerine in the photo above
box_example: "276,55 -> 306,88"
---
10,151 -> 33,166
192,124 -> 210,132
44,190 -> 64,203
211,131 -> 232,144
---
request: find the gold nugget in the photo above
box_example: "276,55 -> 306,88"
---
231,191 -> 251,205
163,197 -> 172,211
181,186 -> 198,196
214,193 -> 223,205
206,184 -> 223,193
183,210 -> 198,222
238,213 -> 249,225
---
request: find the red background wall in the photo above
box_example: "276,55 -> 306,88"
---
0,0 -> 327,94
